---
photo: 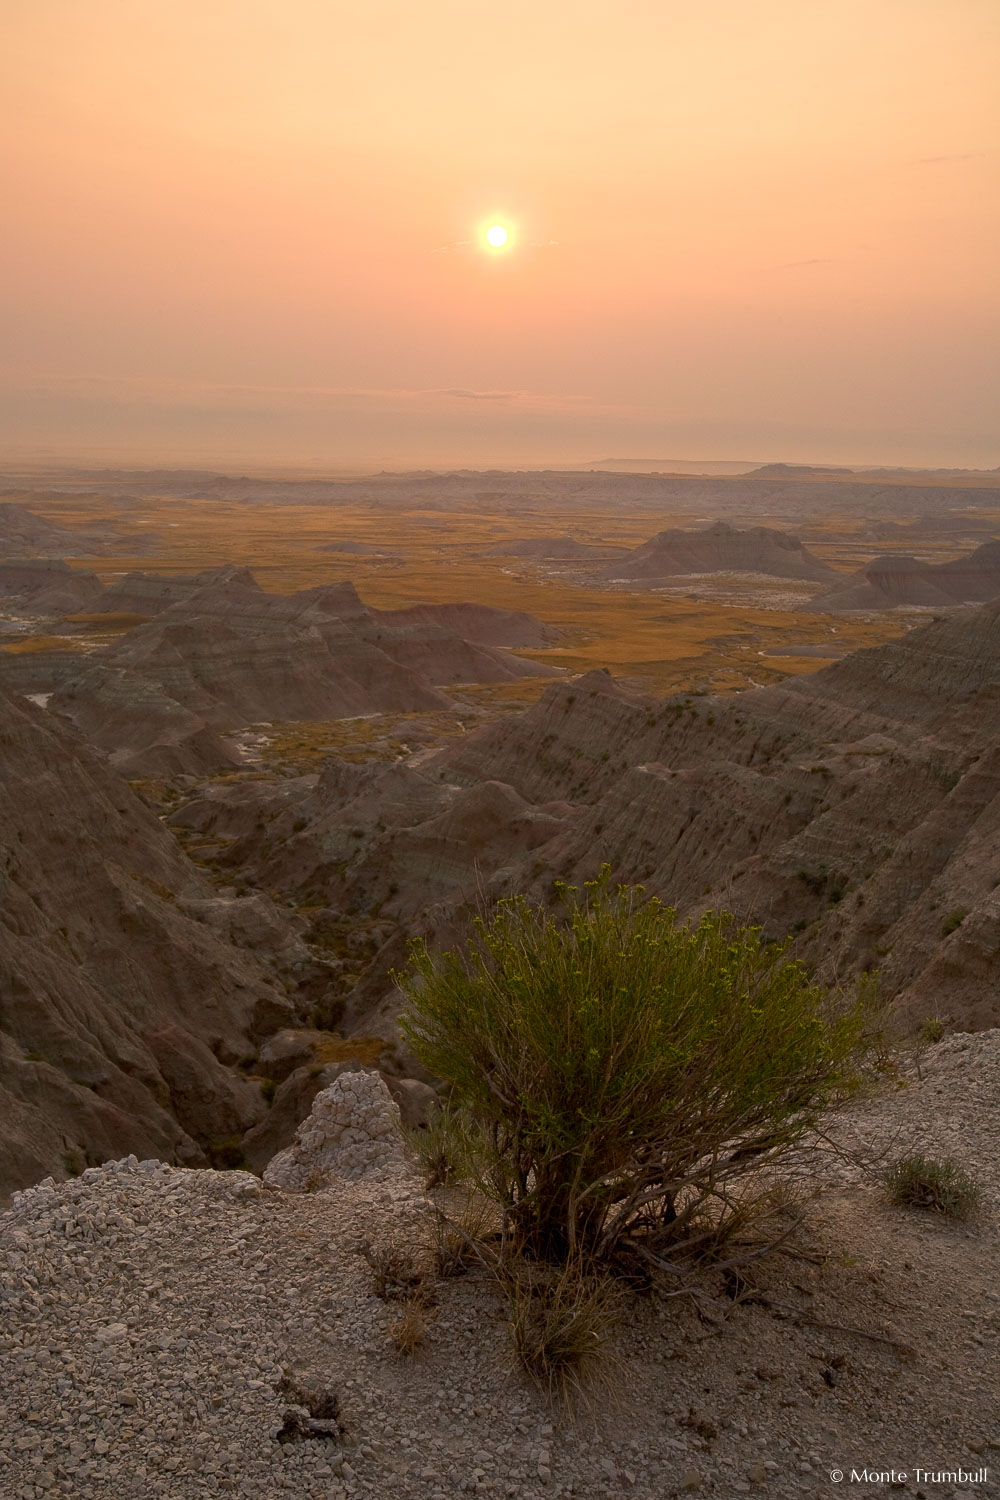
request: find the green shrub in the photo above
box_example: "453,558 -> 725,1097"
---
398,874 -> 864,1266
918,1016 -> 945,1044
886,1153 -> 981,1219
941,907 -> 970,936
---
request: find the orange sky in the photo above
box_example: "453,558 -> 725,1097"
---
2,0 -> 998,468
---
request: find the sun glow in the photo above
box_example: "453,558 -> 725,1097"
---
485,223 -> 509,249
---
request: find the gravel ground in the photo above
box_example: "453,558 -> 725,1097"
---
2,1032 -> 998,1500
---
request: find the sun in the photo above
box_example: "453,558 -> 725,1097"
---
485,223 -> 509,249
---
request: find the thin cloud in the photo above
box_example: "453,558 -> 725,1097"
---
913,152 -> 986,165
443,389 -> 518,402
0,373 -> 634,420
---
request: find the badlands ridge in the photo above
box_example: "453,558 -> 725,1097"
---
2,578 -> 1000,1192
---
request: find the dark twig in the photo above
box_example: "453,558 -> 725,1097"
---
752,1293 -> 916,1358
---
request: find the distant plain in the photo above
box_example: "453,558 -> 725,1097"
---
4,471 -> 1000,755
7,489 -> 1000,684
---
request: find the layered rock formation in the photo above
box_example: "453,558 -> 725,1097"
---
98,566 -> 241,617
181,756 -> 573,926
459,609 -> 1000,1028
208,604 -> 1000,1040
806,555 -> 955,611
0,503 -> 101,557
934,539 -> 1000,602
369,600 -> 560,648
49,569 -> 558,775
0,684 -> 301,1197
0,501 -> 138,556
809,539 -> 1000,612
0,558 -> 105,615
599,521 -> 836,583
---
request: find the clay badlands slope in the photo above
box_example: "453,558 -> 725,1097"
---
808,538 -> 1000,612
204,600 -> 1000,1047
0,558 -> 106,615
48,568 -> 559,776
0,683 -> 311,1198
0,500 -> 127,557
3,584 -> 1000,1201
597,521 -> 836,582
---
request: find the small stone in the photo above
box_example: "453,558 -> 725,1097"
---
679,1471 -> 702,1492
747,1463 -> 768,1483
94,1323 -> 128,1343
118,1391 -> 139,1407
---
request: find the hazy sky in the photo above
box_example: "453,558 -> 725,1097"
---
2,0 -> 998,469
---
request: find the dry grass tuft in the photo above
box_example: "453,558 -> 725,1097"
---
361,1241 -> 431,1302
886,1153 -> 982,1220
388,1296 -> 434,1358
650,1177 -> 809,1271
505,1260 -> 623,1409
432,1190 -> 498,1278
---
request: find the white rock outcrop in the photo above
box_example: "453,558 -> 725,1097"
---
263,1070 -> 406,1190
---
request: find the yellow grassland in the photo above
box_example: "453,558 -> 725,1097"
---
0,635 -> 72,654
10,491 -> 999,695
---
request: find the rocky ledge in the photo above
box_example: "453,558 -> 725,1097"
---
2,1032 -> 999,1500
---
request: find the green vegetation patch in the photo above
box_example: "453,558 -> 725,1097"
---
399,871 -> 865,1269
